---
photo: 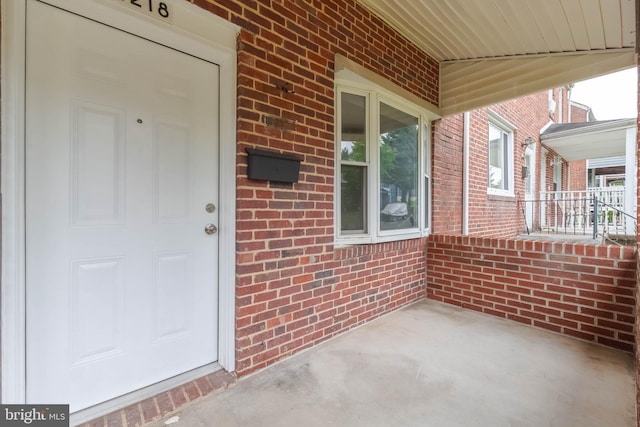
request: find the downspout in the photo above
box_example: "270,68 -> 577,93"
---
567,84 -> 574,122
463,112 -> 470,235
558,88 -> 563,123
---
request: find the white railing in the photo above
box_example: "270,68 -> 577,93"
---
536,187 -> 635,238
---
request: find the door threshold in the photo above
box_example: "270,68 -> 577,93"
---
70,363 -> 222,426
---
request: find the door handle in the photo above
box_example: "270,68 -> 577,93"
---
204,224 -> 217,235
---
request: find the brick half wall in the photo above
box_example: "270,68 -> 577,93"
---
236,238 -> 427,375
426,234 -> 636,352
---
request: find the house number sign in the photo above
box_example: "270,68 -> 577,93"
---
113,0 -> 173,22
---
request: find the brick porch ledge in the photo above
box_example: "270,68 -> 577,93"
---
77,370 -> 236,427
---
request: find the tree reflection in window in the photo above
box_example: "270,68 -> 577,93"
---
379,102 -> 418,231
340,93 -> 367,233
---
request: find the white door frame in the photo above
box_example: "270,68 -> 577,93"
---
1,0 -> 238,404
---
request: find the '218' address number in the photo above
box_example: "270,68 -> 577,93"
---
117,0 -> 172,21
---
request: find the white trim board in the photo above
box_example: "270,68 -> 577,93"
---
1,0 -> 238,411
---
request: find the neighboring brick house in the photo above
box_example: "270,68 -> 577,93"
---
432,83 -> 637,243
432,88 -> 590,238
566,101 -> 595,192
1,1 -> 638,426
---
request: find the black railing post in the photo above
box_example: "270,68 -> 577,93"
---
592,196 -> 598,239
519,200 -> 530,235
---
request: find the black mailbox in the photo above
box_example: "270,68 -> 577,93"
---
246,147 -> 302,183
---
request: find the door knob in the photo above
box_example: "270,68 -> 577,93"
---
204,224 -> 217,235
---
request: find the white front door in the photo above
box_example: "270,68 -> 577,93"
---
26,0 -> 219,411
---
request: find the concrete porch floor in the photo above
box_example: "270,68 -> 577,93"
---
149,300 -> 636,427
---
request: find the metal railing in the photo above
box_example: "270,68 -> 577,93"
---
519,188 -> 636,244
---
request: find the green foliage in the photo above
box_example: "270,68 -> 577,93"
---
380,125 -> 418,203
341,139 -> 366,162
340,123 -> 419,229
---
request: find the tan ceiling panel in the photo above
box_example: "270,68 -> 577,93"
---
600,0 -> 624,48
358,0 -> 637,114
545,1 -> 579,51
526,2 -> 563,52
499,0 -> 545,53
579,0 -> 606,49
358,0 -> 636,60
440,50 -> 636,116
621,0 -> 636,47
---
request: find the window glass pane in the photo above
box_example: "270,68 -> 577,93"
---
488,124 -> 504,190
553,160 -> 562,191
341,165 -> 367,232
379,102 -> 418,231
502,133 -> 509,190
341,93 -> 366,162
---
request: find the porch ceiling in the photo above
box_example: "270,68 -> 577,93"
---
358,0 -> 637,116
540,118 -> 636,161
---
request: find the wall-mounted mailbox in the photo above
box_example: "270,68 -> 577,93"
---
246,147 -> 302,183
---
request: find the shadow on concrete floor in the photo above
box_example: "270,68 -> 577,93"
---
149,300 -> 636,427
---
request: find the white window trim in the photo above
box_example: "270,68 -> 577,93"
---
487,110 -> 516,197
336,87 -> 371,241
335,71 -> 436,246
423,122 -> 432,235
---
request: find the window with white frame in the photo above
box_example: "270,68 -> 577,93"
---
336,82 -> 432,245
487,112 -> 515,196
423,122 -> 430,233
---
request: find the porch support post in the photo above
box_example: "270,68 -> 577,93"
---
462,112 -> 470,235
625,126 -> 637,234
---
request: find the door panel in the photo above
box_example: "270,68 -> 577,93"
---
153,252 -> 193,341
71,101 -> 126,225
26,0 -> 219,411
154,120 -> 193,223
71,257 -> 125,364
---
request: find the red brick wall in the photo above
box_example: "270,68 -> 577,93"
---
190,0 -> 438,376
427,234 -> 636,352
634,58 -> 640,427
431,116 -> 464,234
570,103 -> 589,122
541,149 -> 567,192
569,159 -> 587,191
236,238 -> 427,374
433,92 -> 555,238
550,87 -> 560,123
431,86 -> 595,239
